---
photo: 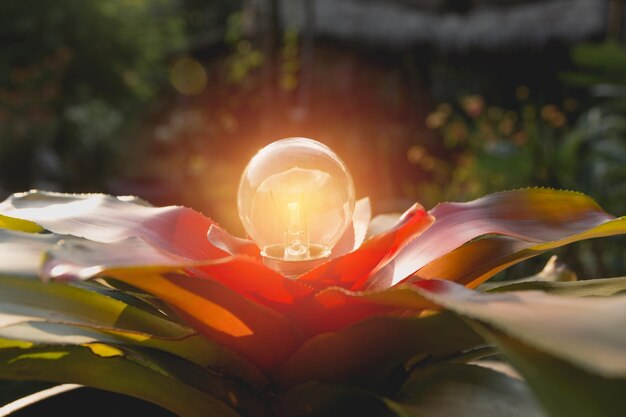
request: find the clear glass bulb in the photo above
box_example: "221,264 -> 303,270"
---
238,138 -> 355,272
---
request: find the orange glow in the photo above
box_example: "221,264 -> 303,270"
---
121,274 -> 254,337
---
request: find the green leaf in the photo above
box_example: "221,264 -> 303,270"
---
411,280 -> 626,417
279,382 -> 390,417
0,275 -> 268,388
487,276 -> 626,296
0,341 -> 261,417
274,312 -> 484,388
278,363 -> 545,417
412,280 -> 626,379
385,363 -> 546,417
483,329 -> 626,417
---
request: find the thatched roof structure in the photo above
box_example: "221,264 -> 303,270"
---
280,0 -> 607,50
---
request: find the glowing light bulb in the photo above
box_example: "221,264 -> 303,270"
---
238,138 -> 355,276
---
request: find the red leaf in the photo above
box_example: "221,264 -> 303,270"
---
365,189 -> 618,289
207,225 -> 261,259
188,256 -> 314,309
299,203 -> 433,290
0,191 -> 227,260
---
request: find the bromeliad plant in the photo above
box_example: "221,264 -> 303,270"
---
0,142 -> 626,417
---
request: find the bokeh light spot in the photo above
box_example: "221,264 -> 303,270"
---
170,57 -> 207,96
426,112 -> 445,129
407,145 -> 425,164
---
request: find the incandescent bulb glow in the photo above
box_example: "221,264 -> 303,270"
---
238,138 -> 355,272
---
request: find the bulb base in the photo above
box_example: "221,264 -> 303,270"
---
262,243 -> 330,260
262,255 -> 328,279
261,243 -> 331,278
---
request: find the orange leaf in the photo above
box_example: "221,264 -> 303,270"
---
118,273 -> 302,370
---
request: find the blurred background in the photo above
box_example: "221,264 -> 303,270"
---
0,0 -> 624,278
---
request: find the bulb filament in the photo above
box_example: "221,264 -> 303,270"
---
284,201 -> 310,260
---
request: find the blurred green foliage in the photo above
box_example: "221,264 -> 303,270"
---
0,0 -> 186,191
224,11 -> 264,84
414,42 -> 626,278
557,42 -> 626,216
412,92 -> 573,206
561,42 -> 626,88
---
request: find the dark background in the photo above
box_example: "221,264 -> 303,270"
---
1,0 -> 625,278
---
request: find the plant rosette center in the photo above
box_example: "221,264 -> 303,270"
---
0,187 -> 625,417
